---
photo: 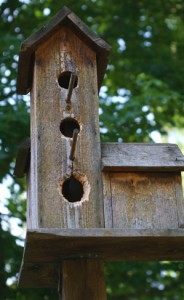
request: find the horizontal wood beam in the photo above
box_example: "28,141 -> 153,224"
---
18,228 -> 184,288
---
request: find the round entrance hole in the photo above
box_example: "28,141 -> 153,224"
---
62,175 -> 84,203
60,118 -> 80,138
58,71 -> 78,89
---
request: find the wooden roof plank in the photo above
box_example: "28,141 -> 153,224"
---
101,143 -> 184,172
20,6 -> 70,51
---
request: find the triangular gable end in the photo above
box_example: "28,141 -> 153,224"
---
17,6 -> 111,95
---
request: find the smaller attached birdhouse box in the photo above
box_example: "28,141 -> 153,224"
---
15,7 -> 184,289
101,143 -> 184,231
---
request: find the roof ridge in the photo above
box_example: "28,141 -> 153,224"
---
17,6 -> 111,94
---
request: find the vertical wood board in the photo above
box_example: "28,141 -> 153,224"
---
62,259 -> 106,300
103,172 -> 184,230
102,173 -> 113,228
30,26 -> 103,229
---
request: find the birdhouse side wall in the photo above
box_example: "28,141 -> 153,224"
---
103,172 -> 184,230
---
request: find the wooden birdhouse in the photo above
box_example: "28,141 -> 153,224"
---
15,6 -> 184,292
17,6 -> 111,230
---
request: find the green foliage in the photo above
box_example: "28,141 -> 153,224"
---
1,0 -> 184,298
100,73 -> 182,142
106,261 -> 184,300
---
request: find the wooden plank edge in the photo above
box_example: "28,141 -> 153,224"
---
18,229 -> 184,288
101,142 -> 184,171
102,165 -> 184,172
27,228 -> 184,238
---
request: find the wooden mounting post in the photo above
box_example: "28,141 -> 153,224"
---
61,259 -> 106,300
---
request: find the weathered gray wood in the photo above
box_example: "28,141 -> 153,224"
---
62,259 -> 106,300
175,174 -> 184,228
15,142 -> 184,178
109,172 -> 180,229
17,6 -> 111,94
18,228 -> 184,287
67,11 -> 111,92
101,143 -> 184,171
30,26 -> 104,229
102,173 -> 113,228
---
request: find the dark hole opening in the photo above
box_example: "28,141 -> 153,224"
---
62,175 -> 84,203
60,118 -> 80,138
58,71 -> 78,89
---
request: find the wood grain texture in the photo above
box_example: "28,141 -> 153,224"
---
102,172 -> 113,228
101,143 -> 184,171
18,228 -> 184,287
17,7 -> 111,94
175,174 -> 184,228
109,172 -> 181,230
18,262 -> 57,288
14,142 -> 184,178
30,26 -> 104,229
24,228 -> 184,263
62,259 -> 106,300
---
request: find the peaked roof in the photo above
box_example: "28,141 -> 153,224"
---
17,6 -> 111,95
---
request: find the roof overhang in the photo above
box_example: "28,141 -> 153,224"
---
17,6 -> 111,95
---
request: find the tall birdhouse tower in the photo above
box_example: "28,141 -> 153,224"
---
15,6 -> 184,296
17,7 -> 110,230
